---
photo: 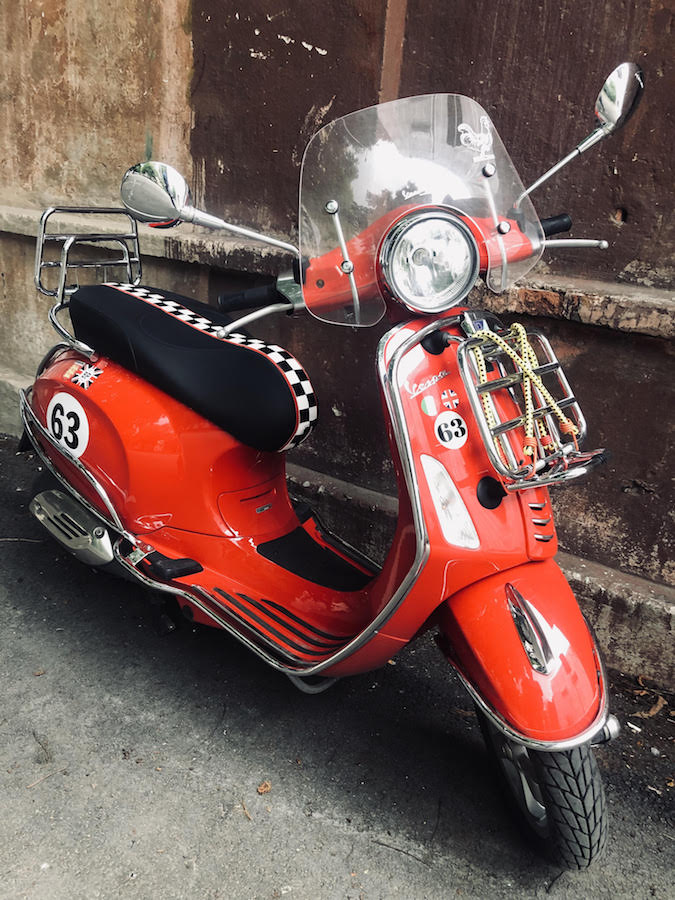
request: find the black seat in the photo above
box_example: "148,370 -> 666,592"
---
68,283 -> 317,452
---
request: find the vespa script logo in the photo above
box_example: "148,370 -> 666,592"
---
457,116 -> 494,162
405,370 -> 451,398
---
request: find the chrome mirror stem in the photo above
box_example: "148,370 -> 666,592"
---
121,161 -> 299,257
518,62 -> 643,206
519,129 -> 606,203
182,206 -> 299,257
544,238 -> 608,250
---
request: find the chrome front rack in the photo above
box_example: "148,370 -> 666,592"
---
457,324 -> 607,491
35,207 -> 142,356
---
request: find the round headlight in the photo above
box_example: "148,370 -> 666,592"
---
379,210 -> 479,313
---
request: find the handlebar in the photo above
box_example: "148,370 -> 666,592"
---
540,214 -> 573,237
217,282 -> 289,314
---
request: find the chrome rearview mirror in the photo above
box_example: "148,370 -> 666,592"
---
120,161 -> 191,227
594,62 -> 644,134
521,62 -> 644,202
119,160 -> 300,257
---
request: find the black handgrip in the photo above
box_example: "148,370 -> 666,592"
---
541,214 -> 573,237
217,282 -> 285,313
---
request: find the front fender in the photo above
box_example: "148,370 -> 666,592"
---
439,559 -> 607,746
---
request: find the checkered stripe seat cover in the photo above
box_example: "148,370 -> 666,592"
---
68,283 -> 318,452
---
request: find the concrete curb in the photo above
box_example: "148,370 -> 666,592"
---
472,276 -> 675,340
556,552 -> 674,687
0,368 -> 30,436
287,463 -> 674,689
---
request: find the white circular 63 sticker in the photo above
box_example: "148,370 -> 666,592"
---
46,392 -> 90,458
434,410 -> 468,449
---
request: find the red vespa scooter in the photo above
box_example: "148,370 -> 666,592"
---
20,64 -> 643,868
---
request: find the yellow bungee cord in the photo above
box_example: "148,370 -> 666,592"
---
470,323 -> 579,475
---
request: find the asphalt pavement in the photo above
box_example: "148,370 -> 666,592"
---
0,434 -> 672,900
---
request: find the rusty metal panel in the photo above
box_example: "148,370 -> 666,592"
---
538,317 -> 673,588
187,0 -> 673,289
190,1 -> 388,235
397,0 -> 673,288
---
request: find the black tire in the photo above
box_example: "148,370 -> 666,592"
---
478,711 -> 608,868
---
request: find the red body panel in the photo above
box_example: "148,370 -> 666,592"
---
31,349 -> 286,536
29,349 -> 394,656
28,324 -> 601,741
438,559 -> 603,743
304,205 -> 534,317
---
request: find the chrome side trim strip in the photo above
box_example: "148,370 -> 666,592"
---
112,546 -> 316,675
286,674 -> 339,694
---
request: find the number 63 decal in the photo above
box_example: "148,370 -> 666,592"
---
434,410 -> 468,449
46,392 -> 90,458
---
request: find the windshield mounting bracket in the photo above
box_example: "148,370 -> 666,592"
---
324,199 -> 361,324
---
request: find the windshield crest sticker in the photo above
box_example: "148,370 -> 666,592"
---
458,116 -> 494,162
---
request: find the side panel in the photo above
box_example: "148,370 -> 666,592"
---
439,559 -> 604,743
29,350 -> 295,538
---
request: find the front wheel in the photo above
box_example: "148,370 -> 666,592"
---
477,711 -> 608,868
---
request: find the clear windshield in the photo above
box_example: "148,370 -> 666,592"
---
299,94 -> 544,326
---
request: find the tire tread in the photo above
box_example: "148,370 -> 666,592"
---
534,746 -> 607,868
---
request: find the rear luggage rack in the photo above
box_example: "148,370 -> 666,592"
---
34,207 -> 142,355
457,322 -> 607,491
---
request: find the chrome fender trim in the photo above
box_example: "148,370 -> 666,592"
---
451,658 -> 611,752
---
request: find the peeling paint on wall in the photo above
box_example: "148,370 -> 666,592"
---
190,0 -> 386,232
0,0 -> 193,208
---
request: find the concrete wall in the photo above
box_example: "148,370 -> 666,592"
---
0,3 -> 672,629
186,0 -> 675,287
